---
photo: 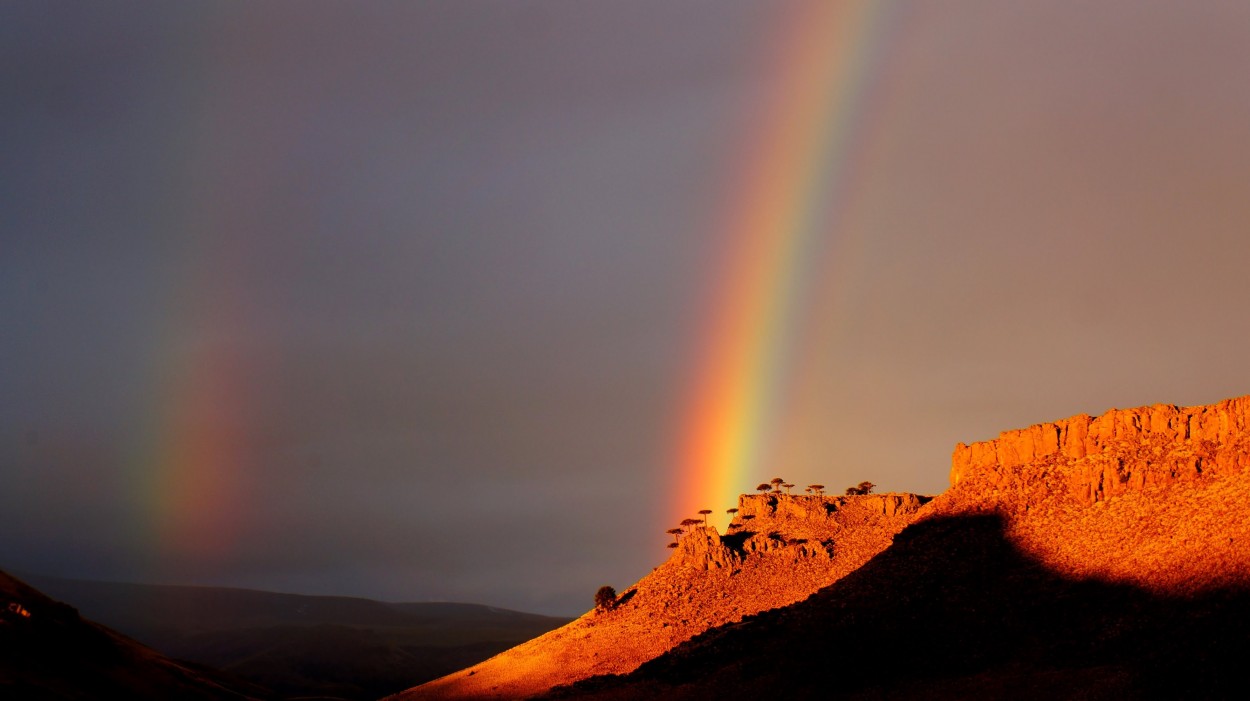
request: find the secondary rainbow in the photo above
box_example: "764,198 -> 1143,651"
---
126,16 -> 278,564
673,0 -> 903,525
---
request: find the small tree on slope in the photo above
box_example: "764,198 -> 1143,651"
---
594,586 -> 617,612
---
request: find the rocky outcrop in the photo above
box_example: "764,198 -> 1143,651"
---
951,396 -> 1250,504
674,527 -> 742,570
735,493 -> 926,522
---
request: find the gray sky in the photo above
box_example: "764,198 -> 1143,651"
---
3,1 -> 1250,615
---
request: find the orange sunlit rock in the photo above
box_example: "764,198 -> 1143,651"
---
390,394 -> 1250,700
939,395 -> 1250,593
389,492 -> 930,701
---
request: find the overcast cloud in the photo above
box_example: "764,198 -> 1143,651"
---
4,1 -> 1250,615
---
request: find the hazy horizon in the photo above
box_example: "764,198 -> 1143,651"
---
5,0 -> 1250,616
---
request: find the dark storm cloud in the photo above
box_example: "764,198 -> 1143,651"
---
5,0 -> 1250,615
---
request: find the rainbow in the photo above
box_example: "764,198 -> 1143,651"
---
673,0 -> 905,527
142,278 -> 253,562
125,14 -> 275,563
134,243 -> 258,565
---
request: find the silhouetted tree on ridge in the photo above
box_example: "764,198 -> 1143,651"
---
846,481 -> 876,496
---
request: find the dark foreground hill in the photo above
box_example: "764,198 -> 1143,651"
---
0,570 -> 272,700
20,575 -> 569,701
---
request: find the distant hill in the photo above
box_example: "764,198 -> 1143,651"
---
0,570 -> 272,700
21,575 -> 570,700
397,395 -> 1250,700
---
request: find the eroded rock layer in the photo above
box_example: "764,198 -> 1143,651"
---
934,395 -> 1250,594
951,396 -> 1250,504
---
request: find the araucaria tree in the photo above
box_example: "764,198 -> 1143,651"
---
698,509 -> 713,526
845,481 -> 876,496
782,482 -> 794,494
756,483 -> 772,494
770,477 -> 785,493
680,517 -> 702,531
666,527 -> 683,543
808,484 -> 825,496
594,586 -> 617,612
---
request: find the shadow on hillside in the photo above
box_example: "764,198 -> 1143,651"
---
549,513 -> 1250,700
720,531 -> 756,557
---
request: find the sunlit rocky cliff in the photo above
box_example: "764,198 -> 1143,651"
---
394,395 -> 1250,700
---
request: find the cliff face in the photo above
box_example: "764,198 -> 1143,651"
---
951,396 -> 1250,504
933,394 -> 1250,595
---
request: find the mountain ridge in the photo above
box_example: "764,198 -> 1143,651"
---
21,574 -> 568,634
17,575 -> 570,700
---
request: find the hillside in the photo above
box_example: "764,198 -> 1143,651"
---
392,491 -> 932,700
20,576 -> 569,701
541,396 -> 1250,699
0,570 -> 272,700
